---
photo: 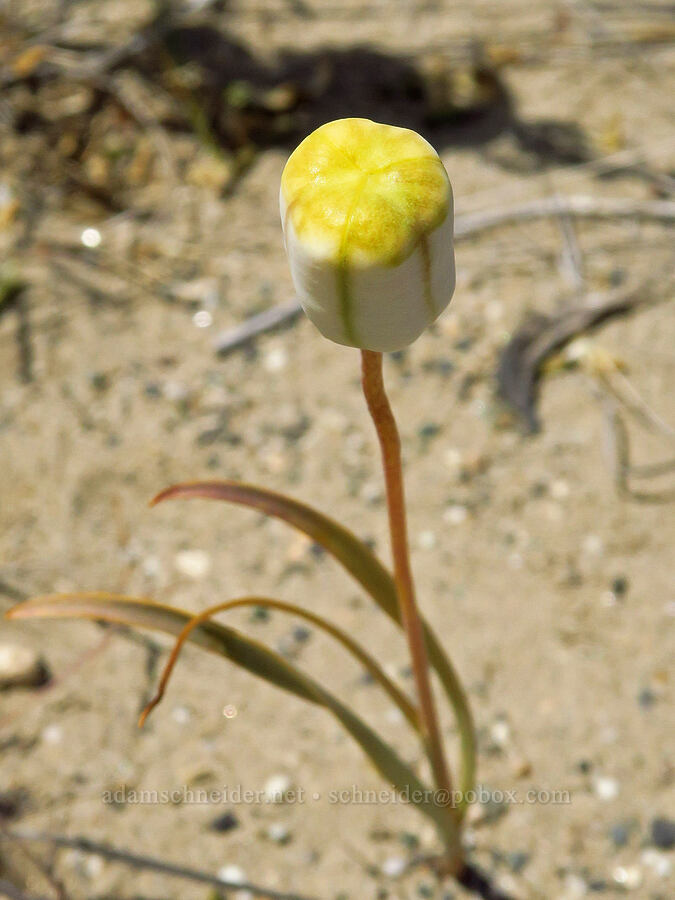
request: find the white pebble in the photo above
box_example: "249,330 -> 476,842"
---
81,227 -> 101,248
550,479 -> 570,500
41,724 -> 63,745
561,873 -> 588,898
381,856 -> 407,877
263,347 -> 288,372
266,822 -> 291,844
418,530 -> 437,550
218,865 -> 252,899
192,309 -> 213,328
593,775 -> 619,800
443,504 -> 467,525
172,705 -> 191,725
612,865 -> 642,889
0,644 -> 46,689
490,717 -> 511,748
174,549 -> 211,579
582,534 -> 603,556
641,848 -> 672,878
264,773 -> 292,803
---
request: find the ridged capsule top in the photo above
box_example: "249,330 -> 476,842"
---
281,118 -> 451,268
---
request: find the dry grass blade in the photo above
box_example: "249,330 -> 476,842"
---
140,595 -> 419,732
151,480 -> 476,810
6,593 -> 456,842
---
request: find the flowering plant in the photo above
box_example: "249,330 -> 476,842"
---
8,118 -> 476,884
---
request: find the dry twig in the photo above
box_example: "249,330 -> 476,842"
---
0,831 -> 316,900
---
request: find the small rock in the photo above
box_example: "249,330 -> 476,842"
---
264,773 -> 292,803
174,549 -> 211,580
41,724 -> 63,745
637,687 -> 657,709
608,820 -> 634,848
561,873 -> 588,898
489,716 -> 511,749
611,575 -> 629,596
217,864 -> 252,899
0,644 -> 49,690
381,856 -> 407,877
506,851 -> 529,873
650,816 -> 675,850
171,705 -> 191,725
263,347 -> 288,373
210,811 -> 239,833
612,865 -> 642,889
418,530 -> 437,550
0,789 -> 25,820
550,479 -> 570,500
641,848 -> 672,878
266,822 -> 291,844
443,504 -> 467,525
593,775 -> 619,801
292,626 -> 312,644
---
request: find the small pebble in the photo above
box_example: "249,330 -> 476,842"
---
561,873 -> 588,898
210,811 -> 239,833
443,505 -> 467,525
292,626 -> 312,644
0,644 -> 49,690
174,549 -> 211,580
637,687 -> 657,709
608,821 -> 634,848
266,822 -> 291,844
192,309 -> 213,328
263,347 -> 288,373
611,575 -> 629,596
81,227 -> 101,248
381,856 -> 407,877
418,530 -> 437,550
550,479 -> 570,500
506,851 -> 529,873
41,724 -> 63,745
264,774 -> 292,803
171,705 -> 191,725
612,865 -> 642,889
641,848 -> 671,878
490,716 -> 511,749
593,775 -> 619,801
650,816 -> 675,850
217,864 -> 252,899
582,534 -> 603,556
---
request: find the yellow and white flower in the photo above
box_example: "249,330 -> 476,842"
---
280,118 -> 455,352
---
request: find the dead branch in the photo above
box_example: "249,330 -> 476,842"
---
453,195 -> 675,238
0,831 -> 316,900
496,282 -> 652,431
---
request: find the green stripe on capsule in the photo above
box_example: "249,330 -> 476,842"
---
419,235 -> 436,318
337,262 -> 358,346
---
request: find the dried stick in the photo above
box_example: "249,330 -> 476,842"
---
0,831 -> 315,900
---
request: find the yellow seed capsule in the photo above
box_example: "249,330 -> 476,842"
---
280,118 -> 455,352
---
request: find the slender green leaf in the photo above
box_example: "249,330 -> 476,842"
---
142,595 -> 419,732
6,593 -> 458,843
152,480 -> 476,809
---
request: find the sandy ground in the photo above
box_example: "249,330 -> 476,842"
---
1,1 -> 674,898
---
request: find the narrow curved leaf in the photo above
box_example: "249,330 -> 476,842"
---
141,596 -> 418,732
6,593 -> 458,844
152,480 -> 476,809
